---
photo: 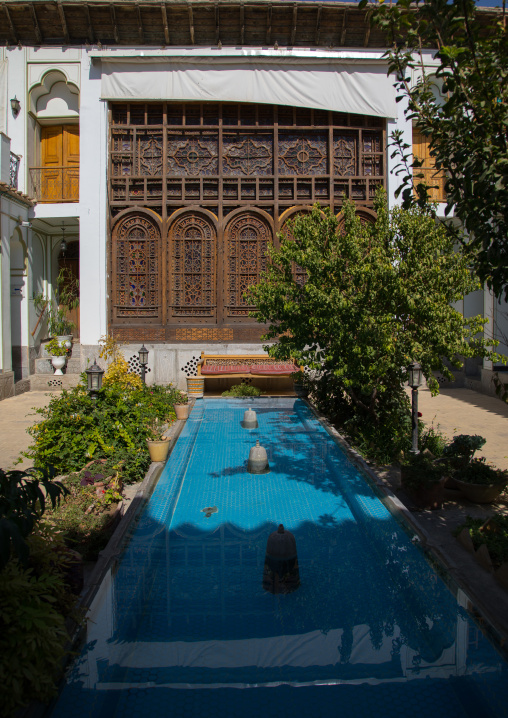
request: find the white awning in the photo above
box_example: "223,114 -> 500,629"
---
100,57 -> 397,118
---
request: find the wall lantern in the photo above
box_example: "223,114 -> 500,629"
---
60,221 -> 67,255
407,360 -> 423,455
138,345 -> 148,384
10,96 -> 20,117
86,359 -> 104,399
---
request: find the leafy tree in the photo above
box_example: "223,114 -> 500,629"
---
248,194 -> 498,459
362,0 -> 508,298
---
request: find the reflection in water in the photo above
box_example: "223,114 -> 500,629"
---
51,399 -> 508,718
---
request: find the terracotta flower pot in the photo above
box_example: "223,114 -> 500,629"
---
175,403 -> 189,420
146,438 -> 171,462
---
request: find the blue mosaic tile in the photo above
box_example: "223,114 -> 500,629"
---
49,398 -> 508,718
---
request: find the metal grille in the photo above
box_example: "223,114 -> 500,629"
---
109,102 -> 386,338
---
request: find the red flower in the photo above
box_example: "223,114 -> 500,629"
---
418,412 -> 422,417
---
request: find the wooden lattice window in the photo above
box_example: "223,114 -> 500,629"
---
413,129 -> 446,202
169,212 -> 217,320
280,211 -> 311,288
226,212 -> 271,318
113,213 -> 160,320
109,103 -> 386,338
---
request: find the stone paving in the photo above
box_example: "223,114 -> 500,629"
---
0,391 -> 56,470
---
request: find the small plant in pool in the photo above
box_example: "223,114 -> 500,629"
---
222,383 -> 262,397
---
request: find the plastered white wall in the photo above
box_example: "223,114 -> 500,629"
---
79,51 -> 107,345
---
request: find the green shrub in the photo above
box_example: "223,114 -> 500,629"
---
443,434 -> 486,465
456,458 -> 508,486
455,516 -> 508,569
24,383 -> 182,484
400,454 -> 444,490
0,558 -> 70,717
419,424 -> 448,458
0,468 -> 67,571
222,383 -> 262,398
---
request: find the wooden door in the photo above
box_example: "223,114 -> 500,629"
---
412,129 -> 446,202
41,126 -> 79,202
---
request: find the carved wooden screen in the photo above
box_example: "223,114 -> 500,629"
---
169,212 -> 216,321
225,213 -> 271,320
109,103 -> 386,341
113,213 -> 160,322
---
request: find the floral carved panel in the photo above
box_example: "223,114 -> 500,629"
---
115,214 -> 160,319
278,133 -> 327,175
223,134 -> 273,176
226,212 -> 272,317
167,133 -> 219,177
170,212 -> 217,318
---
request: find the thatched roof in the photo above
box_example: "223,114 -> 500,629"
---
0,1 -> 408,48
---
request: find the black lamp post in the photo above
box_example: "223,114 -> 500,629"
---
86,359 -> 104,400
138,345 -> 148,384
407,360 -> 423,455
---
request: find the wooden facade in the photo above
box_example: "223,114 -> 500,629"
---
109,101 -> 385,343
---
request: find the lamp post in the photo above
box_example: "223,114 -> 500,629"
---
138,345 -> 148,384
86,359 -> 104,400
407,360 -> 423,455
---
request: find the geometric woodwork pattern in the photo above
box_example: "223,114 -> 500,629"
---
112,326 -> 165,341
279,133 -> 327,175
175,327 -> 234,341
109,103 -> 386,340
114,214 -> 160,318
169,212 -> 217,318
223,134 -> 273,176
226,212 -> 271,317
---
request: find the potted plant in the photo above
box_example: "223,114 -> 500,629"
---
146,418 -> 171,462
33,268 -> 78,347
45,337 -> 70,375
453,458 -> 508,503
174,391 -> 189,420
400,454 -> 445,509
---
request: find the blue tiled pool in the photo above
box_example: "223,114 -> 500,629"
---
50,398 -> 508,717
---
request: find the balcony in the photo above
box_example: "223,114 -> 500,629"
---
29,167 -> 79,203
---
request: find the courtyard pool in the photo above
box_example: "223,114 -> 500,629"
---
50,398 -> 508,717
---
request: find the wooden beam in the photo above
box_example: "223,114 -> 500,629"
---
290,5 -> 297,46
110,5 -> 119,44
4,6 -> 18,45
85,4 -> 95,44
161,3 -> 169,45
340,8 -> 348,46
240,3 -> 244,45
363,11 -> 371,47
136,2 -> 144,44
266,4 -> 272,45
188,4 -> 194,44
315,4 -> 322,47
29,3 -> 42,44
215,3 -> 220,44
57,1 -> 70,45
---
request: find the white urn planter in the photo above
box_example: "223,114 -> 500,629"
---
57,335 -> 73,350
51,355 -> 67,375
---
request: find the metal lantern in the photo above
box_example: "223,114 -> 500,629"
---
10,96 -> 20,116
407,361 -> 423,389
60,221 -> 67,255
138,345 -> 149,384
407,360 -> 423,455
86,359 -> 104,399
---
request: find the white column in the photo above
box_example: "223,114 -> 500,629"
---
5,46 -> 28,194
1,205 -> 12,371
386,94 -> 411,211
79,53 -> 108,345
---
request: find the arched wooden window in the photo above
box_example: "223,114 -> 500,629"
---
169,211 -> 217,321
225,212 -> 272,319
113,213 -> 160,321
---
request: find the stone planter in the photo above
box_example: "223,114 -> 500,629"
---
453,478 -> 507,504
57,334 -> 73,350
175,403 -> 189,420
51,355 -> 66,375
146,438 -> 171,462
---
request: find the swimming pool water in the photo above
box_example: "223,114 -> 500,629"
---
50,398 -> 508,717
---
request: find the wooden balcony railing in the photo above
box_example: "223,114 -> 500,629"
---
29,167 -> 79,203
